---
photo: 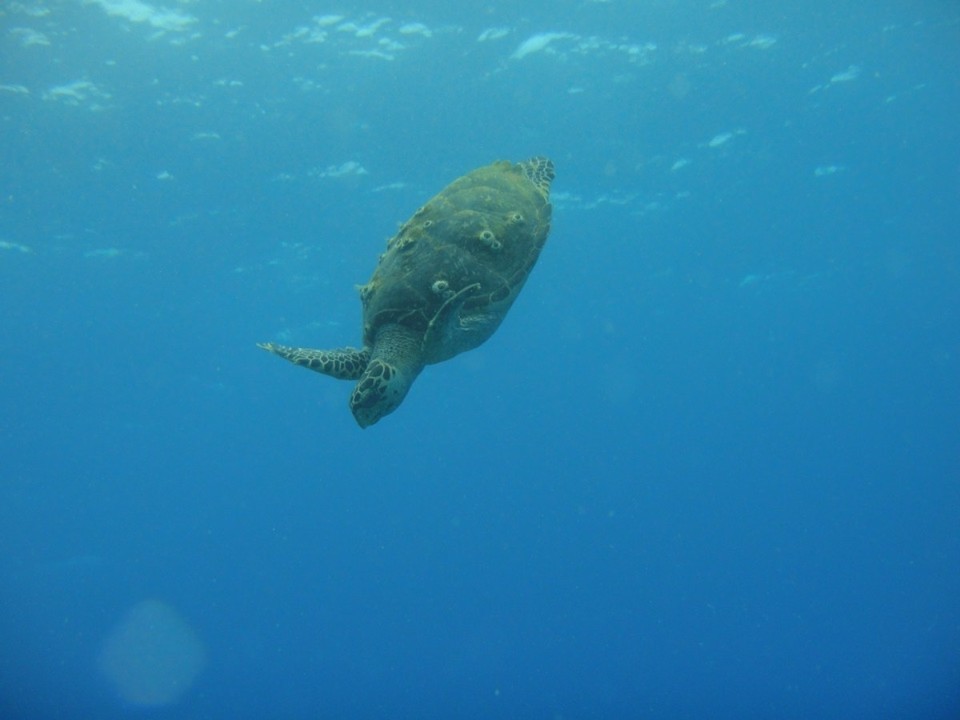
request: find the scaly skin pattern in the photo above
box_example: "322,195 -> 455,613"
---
347,323 -> 424,428
256,343 -> 369,380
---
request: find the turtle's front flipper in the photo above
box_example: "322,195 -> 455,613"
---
257,343 -> 369,380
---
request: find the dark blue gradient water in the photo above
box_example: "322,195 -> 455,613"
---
1,2 -> 958,718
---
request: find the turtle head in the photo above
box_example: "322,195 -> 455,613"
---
349,324 -> 424,428
349,358 -> 419,428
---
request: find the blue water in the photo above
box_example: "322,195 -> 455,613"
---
2,1 -> 958,718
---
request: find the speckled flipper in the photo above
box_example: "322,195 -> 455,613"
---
521,156 -> 555,200
257,343 -> 369,380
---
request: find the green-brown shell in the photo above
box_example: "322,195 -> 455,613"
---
357,157 -> 554,364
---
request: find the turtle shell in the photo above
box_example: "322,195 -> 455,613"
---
358,157 -> 553,364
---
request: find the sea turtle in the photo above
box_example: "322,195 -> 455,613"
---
258,156 -> 554,428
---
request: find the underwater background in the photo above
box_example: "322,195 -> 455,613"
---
1,1 -> 958,718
